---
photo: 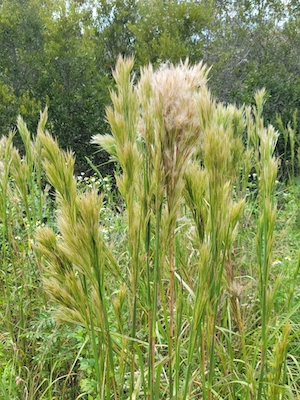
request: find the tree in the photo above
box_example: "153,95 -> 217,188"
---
80,0 -> 138,78
203,0 -> 300,177
129,0 -> 214,68
0,0 -> 45,135
41,1 -> 112,172
206,0 -> 300,124
0,0 -> 113,173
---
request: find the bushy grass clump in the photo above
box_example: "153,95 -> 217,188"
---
1,57 -> 300,399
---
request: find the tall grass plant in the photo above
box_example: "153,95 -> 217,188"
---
1,57 -> 300,399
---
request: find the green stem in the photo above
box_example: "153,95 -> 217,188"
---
149,202 -> 162,399
169,231 -> 175,399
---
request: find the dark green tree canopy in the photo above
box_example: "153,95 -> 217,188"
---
0,0 -> 299,174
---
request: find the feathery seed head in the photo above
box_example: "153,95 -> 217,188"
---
137,59 -> 213,201
138,59 -> 211,144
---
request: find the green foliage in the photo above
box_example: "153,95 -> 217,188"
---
128,0 -> 213,67
0,0 -> 300,178
206,0 -> 300,177
0,0 -> 112,173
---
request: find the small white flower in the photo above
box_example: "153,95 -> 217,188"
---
272,259 -> 282,266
